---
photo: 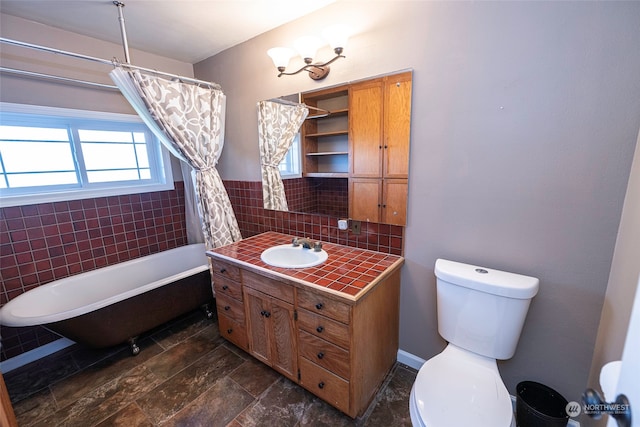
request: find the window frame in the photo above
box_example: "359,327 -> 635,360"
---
0,102 -> 174,208
278,132 -> 302,179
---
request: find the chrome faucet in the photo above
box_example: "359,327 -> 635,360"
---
292,237 -> 323,252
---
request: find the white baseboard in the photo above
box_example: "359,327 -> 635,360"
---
397,348 -> 426,370
399,349 -> 580,427
0,338 -> 75,373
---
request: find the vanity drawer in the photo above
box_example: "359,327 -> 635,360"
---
215,293 -> 245,323
297,308 -> 350,349
211,259 -> 242,282
299,330 -> 350,380
218,313 -> 248,351
213,275 -> 243,301
297,287 -> 351,324
299,357 -> 350,415
243,270 -> 294,304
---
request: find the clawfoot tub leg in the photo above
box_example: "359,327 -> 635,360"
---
128,337 -> 140,356
202,302 -> 214,320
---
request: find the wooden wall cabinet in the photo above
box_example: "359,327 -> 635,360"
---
349,71 -> 412,226
349,178 -> 408,225
298,71 -> 412,225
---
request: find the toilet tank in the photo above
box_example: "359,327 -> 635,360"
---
435,259 -> 539,360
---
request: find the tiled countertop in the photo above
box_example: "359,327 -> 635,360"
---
206,231 -> 404,301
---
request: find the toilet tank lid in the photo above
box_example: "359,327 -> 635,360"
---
435,259 -> 539,299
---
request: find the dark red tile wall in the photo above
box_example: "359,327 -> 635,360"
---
1,179 -> 403,363
224,179 -> 404,255
282,177 -> 348,217
0,183 -> 187,362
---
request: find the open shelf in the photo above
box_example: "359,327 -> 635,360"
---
302,85 -> 350,177
305,130 -> 348,138
303,172 -> 349,178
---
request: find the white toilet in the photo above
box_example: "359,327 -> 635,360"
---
410,259 -> 539,427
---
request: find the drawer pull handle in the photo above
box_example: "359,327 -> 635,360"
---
222,285 -> 229,290
220,268 -> 227,273
317,352 -> 324,359
316,326 -> 324,333
315,303 -> 324,310
226,328 -> 233,334
318,382 -> 325,389
224,305 -> 230,311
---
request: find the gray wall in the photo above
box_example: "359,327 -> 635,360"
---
194,0 -> 640,404
0,13 -> 194,112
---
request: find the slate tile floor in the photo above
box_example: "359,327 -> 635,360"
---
4,309 -> 417,426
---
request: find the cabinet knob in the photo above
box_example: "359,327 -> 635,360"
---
226,328 -> 233,334
317,352 -> 325,359
220,268 -> 227,273
318,382 -> 325,389
264,311 -> 271,318
222,285 -> 229,290
315,303 -> 324,310
224,305 -> 230,311
260,310 -> 266,316
316,326 -> 324,333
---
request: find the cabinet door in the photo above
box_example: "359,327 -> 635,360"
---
382,179 -> 408,226
270,298 -> 297,379
383,73 -> 412,178
245,288 -> 270,365
349,79 -> 383,178
349,178 -> 381,223
245,287 -> 297,380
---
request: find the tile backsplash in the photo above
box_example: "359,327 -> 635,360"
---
224,180 -> 404,255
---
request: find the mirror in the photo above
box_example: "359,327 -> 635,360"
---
262,71 -> 412,226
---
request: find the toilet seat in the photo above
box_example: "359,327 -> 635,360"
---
411,344 -> 513,427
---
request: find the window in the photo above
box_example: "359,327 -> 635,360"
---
278,132 -> 302,178
0,103 -> 173,207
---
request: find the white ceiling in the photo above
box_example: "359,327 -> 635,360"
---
0,0 -> 336,63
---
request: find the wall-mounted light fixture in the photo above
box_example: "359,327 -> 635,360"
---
267,25 -> 351,80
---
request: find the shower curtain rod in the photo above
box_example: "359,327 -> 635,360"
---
0,66 -> 119,90
267,97 -> 330,118
0,37 -> 222,90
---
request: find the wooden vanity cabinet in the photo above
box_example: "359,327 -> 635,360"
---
211,259 -> 249,352
212,261 -> 400,418
295,275 -> 401,418
243,270 -> 298,380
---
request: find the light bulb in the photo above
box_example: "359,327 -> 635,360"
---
267,47 -> 294,70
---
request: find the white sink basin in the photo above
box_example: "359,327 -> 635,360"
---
260,244 -> 328,268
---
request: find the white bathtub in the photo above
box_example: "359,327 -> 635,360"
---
0,244 -> 213,354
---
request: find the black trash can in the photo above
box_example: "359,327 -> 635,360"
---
516,381 -> 569,427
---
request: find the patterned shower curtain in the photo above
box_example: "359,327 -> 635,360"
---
257,101 -> 308,211
110,68 -> 242,248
